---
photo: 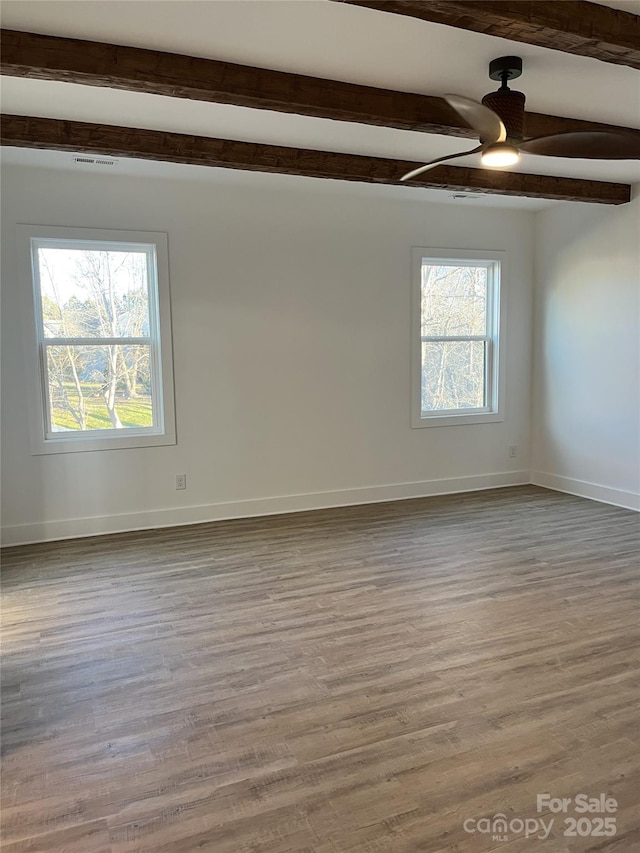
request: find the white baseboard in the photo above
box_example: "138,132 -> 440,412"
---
531,471 -> 640,512
1,470 -> 529,547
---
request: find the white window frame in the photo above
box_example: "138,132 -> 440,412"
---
18,225 -> 176,454
411,247 -> 506,428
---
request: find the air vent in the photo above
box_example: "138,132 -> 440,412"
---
72,156 -> 118,167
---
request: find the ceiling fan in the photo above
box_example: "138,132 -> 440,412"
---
401,56 -> 640,182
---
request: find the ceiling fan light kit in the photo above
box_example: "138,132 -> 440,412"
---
401,55 -> 640,183
481,143 -> 520,168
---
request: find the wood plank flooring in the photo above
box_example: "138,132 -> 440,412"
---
1,485 -> 639,852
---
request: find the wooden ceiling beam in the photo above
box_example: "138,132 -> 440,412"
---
1,115 -> 630,205
335,1 -> 640,70
1,29 -> 638,143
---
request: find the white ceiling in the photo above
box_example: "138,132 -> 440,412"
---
2,0 -> 639,205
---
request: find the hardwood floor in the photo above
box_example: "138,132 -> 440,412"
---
1,485 -> 639,852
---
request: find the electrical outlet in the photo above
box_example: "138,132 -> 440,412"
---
508,445 -> 518,458
176,474 -> 187,490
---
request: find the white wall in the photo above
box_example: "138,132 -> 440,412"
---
1,159 -> 534,545
532,193 -> 640,510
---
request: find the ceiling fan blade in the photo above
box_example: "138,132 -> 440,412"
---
401,145 -> 484,182
520,131 -> 640,159
444,94 -> 507,144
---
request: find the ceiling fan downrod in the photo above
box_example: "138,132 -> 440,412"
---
482,56 -> 526,143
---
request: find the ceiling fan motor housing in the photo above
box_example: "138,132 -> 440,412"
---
482,88 -> 526,143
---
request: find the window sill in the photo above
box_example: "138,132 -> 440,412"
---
412,411 -> 503,428
30,430 -> 176,455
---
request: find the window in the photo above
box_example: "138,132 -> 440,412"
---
19,226 -> 176,453
411,248 -> 505,427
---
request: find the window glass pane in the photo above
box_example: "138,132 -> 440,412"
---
38,247 -> 150,339
421,340 -> 485,411
44,344 -> 153,432
421,263 -> 487,337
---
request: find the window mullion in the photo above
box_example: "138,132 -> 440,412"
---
43,337 -> 151,347
421,335 -> 489,343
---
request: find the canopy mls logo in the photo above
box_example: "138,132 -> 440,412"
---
463,793 -> 618,842
463,814 -> 553,842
